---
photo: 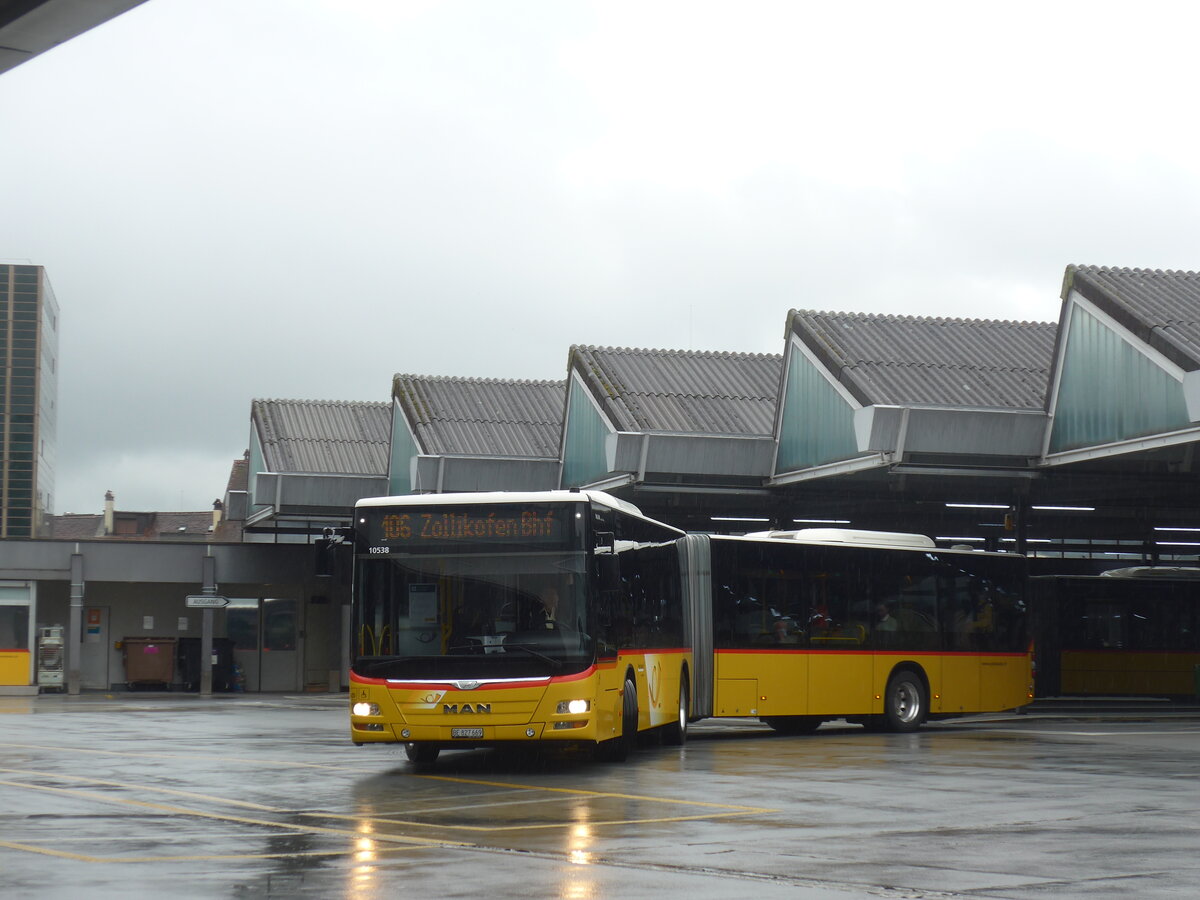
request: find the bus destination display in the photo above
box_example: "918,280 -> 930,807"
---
363,505 -> 578,550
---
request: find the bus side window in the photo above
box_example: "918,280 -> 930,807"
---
807,568 -> 867,646
592,551 -> 621,657
1082,598 -> 1124,650
609,544 -> 683,648
714,582 -> 739,647
949,572 -> 1025,652
947,576 -> 989,650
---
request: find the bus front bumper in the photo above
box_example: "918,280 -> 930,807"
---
350,719 -> 597,745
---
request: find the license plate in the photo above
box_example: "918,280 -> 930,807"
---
451,727 -> 484,739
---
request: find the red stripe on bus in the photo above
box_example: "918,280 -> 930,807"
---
352,665 -> 603,691
713,649 -> 1032,657
351,650 -> 692,689
1060,648 -> 1200,655
598,649 -> 690,658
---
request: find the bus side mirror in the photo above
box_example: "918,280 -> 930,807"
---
315,539 -> 337,578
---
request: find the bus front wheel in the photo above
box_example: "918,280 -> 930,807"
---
884,671 -> 927,733
596,677 -> 638,762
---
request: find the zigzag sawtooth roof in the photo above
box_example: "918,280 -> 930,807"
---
1064,265 -> 1200,370
392,375 -> 564,457
253,399 -> 390,475
570,345 -> 782,435
791,310 -> 1057,409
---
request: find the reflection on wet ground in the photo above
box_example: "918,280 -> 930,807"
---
1,696 -> 1199,898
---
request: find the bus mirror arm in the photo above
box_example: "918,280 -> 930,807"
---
323,526 -> 354,543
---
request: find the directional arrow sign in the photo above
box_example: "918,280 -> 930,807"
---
185,595 -> 229,608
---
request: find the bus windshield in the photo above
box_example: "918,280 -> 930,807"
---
353,550 -> 593,680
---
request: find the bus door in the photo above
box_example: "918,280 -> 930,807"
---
227,598 -> 301,692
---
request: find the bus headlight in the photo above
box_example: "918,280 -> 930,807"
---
353,702 -> 380,717
556,700 -> 590,715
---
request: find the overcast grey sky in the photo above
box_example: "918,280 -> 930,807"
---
3,0 -> 1200,515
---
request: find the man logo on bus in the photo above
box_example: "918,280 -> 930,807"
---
443,703 -> 492,714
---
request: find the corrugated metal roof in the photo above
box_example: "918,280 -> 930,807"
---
791,310 -> 1057,409
570,346 -> 782,436
392,375 -> 564,458
253,399 -> 391,475
1064,265 -> 1200,370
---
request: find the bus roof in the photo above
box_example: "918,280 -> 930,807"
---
354,490 -> 679,530
1099,566 -> 1200,580
731,527 -> 1018,557
743,528 -> 936,549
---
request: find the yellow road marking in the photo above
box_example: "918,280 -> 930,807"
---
0,841 -> 117,863
422,774 -> 776,813
0,839 -> 424,865
0,767 -> 285,812
299,773 -> 776,832
0,742 -> 347,771
0,780 -> 471,848
312,809 -> 767,832
0,754 -> 777,860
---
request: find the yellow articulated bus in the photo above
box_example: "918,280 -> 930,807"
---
349,491 -> 1033,767
688,530 -> 1033,735
1031,567 -> 1200,698
349,490 -> 690,767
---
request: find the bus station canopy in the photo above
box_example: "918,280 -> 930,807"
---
241,265 -> 1200,571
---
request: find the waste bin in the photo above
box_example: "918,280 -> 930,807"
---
122,637 -> 177,688
176,637 -> 235,692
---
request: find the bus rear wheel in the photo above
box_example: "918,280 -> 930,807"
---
405,743 -> 440,769
662,674 -> 689,746
884,671 -> 927,733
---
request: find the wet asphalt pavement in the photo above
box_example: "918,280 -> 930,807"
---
1,693 -> 1198,899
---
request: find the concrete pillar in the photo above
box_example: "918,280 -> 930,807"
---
67,551 -> 84,695
200,554 -> 216,696
1010,499 -> 1028,556
327,598 -> 343,692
